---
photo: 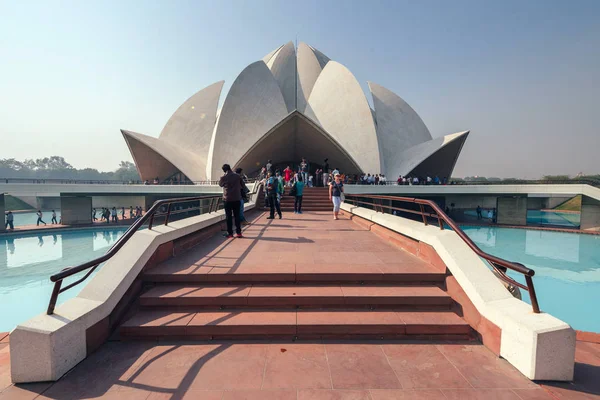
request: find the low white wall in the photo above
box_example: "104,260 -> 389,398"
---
341,203 -> 575,381
10,196 -> 258,383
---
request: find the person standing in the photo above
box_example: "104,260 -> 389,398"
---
129,206 -> 134,219
51,210 -> 58,224
323,158 -> 330,187
265,171 -> 282,220
111,207 -> 118,222
329,173 -> 345,220
300,158 -> 308,185
476,205 -> 482,220
36,210 -> 47,226
219,163 -> 246,238
235,167 -> 250,226
121,207 -> 125,220
5,211 -> 14,230
266,160 -> 273,174
284,165 -> 293,187
293,175 -> 305,214
92,208 -> 97,221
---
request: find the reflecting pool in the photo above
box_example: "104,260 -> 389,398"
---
0,228 -> 127,332
461,225 -> 600,332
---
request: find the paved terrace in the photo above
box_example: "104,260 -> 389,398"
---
0,212 -> 598,399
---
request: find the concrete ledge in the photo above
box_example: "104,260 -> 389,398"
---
10,198 -> 257,383
341,203 -> 575,381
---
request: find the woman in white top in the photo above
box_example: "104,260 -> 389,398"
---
329,173 -> 345,220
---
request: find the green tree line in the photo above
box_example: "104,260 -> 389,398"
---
0,157 -> 140,181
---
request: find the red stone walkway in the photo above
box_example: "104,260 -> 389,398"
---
0,338 -> 598,399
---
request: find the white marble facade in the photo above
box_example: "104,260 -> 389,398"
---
123,42 -> 470,181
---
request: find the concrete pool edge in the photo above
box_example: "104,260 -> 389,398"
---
341,203 -> 576,381
460,221 -> 600,236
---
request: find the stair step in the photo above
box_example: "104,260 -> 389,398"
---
143,263 -> 446,284
119,309 -> 472,339
139,285 -> 452,308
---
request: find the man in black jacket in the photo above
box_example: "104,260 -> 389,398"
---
219,164 -> 247,238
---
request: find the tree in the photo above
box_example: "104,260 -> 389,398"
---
114,161 -> 140,181
542,175 -> 569,181
0,157 -> 140,181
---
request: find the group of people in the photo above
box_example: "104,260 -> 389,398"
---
260,158 -> 347,220
2,210 -> 58,229
476,205 -> 497,223
218,158 -> 349,237
356,174 -> 388,185
92,206 -> 143,223
33,210 -> 58,226
396,175 -> 449,185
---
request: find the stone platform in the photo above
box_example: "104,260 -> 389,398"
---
1,337 -> 599,399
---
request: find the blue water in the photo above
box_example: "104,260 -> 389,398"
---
0,228 -> 127,332
461,225 -> 600,332
526,210 -> 580,227
1,224 -> 598,334
463,210 -> 580,228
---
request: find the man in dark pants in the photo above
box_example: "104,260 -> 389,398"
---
265,171 -> 282,219
219,163 -> 247,238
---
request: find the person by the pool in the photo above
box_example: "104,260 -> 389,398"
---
4,211 -> 14,230
36,210 -> 47,226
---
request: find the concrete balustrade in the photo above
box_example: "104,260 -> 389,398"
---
340,202 -> 576,381
10,197 -> 257,383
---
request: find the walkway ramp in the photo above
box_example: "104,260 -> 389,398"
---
119,211 -> 473,340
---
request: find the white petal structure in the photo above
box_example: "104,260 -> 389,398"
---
159,80 -> 223,164
122,42 -> 470,182
296,42 -> 327,113
369,81 -> 433,179
394,131 -> 470,179
206,61 -> 288,179
304,61 -> 382,174
122,130 -> 207,182
266,41 -> 297,113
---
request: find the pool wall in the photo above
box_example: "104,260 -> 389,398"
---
0,194 -> 5,232
341,203 -> 575,381
9,200 -> 257,383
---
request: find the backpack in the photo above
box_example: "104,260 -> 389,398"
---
241,185 -> 249,202
290,182 -> 297,196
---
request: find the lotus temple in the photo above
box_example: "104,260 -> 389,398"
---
122,41 -> 469,182
2,41 -> 600,400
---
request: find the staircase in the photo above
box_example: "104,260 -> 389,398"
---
264,186 -> 332,212
118,213 -> 473,341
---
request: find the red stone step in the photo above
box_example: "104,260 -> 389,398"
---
143,263 -> 446,284
119,309 -> 472,339
139,285 -> 452,308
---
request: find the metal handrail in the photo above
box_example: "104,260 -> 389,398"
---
349,178 -> 600,187
46,195 -> 221,315
344,194 -> 541,313
46,181 -> 261,315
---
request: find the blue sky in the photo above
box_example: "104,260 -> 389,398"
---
1,0 -> 598,178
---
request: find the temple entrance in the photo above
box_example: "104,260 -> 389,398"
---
234,112 -> 363,179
